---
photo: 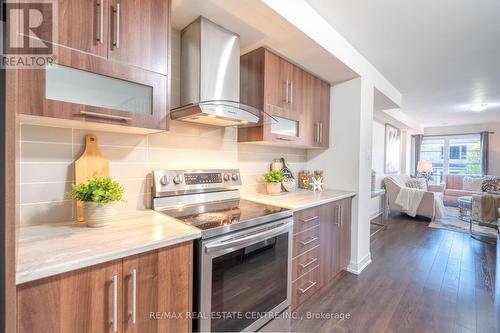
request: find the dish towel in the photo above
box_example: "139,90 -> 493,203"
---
395,187 -> 425,217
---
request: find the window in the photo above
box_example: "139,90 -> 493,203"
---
419,134 -> 481,183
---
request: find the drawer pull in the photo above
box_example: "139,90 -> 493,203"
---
299,237 -> 318,246
299,257 -> 318,269
298,280 -> 317,294
300,216 -> 318,223
80,110 -> 132,121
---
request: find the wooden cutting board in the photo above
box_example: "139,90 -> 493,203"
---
74,134 -> 109,222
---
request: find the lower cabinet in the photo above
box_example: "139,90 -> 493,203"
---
17,241 -> 192,333
291,198 -> 352,309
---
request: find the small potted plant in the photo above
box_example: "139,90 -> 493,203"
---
67,177 -> 125,227
262,170 -> 284,195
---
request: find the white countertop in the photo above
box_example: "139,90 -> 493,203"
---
243,189 -> 356,211
16,210 -> 201,285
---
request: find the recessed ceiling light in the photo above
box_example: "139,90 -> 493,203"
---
469,103 -> 488,112
207,114 -> 217,118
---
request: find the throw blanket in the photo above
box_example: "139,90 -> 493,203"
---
395,187 -> 425,217
434,193 -> 444,219
480,194 -> 500,222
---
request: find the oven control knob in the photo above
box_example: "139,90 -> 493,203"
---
159,175 -> 169,185
173,175 -> 183,185
232,173 -> 239,181
223,173 -> 231,181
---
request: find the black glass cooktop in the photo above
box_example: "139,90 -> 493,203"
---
160,199 -> 291,239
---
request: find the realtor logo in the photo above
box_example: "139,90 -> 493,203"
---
2,0 -> 57,68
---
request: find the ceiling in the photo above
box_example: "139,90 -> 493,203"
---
171,0 -> 358,84
306,0 -> 500,127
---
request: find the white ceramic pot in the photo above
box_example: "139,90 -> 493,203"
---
266,182 -> 282,195
84,202 -> 115,227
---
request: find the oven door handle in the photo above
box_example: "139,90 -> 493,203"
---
204,222 -> 292,254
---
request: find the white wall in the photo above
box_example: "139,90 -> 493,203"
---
308,77 -> 373,274
424,122 -> 500,176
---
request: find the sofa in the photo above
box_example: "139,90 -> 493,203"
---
442,175 -> 483,205
384,174 -> 441,220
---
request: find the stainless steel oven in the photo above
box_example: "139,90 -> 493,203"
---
152,169 -> 293,332
198,218 -> 292,332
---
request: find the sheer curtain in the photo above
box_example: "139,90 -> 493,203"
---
479,131 -> 489,175
413,134 -> 424,176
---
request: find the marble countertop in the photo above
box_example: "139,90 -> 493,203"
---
16,210 -> 201,285
243,189 -> 356,211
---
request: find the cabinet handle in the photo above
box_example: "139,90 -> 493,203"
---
314,123 -> 319,143
339,205 -> 343,226
112,275 -> 118,332
289,81 -> 293,105
113,3 -> 120,48
300,216 -> 318,223
299,236 -> 318,246
299,257 -> 318,269
131,269 -> 137,324
319,122 -> 323,144
298,280 -> 317,294
284,80 -> 289,103
97,0 -> 104,43
80,110 -> 132,121
276,136 -> 293,141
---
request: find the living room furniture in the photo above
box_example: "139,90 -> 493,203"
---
442,174 -> 483,205
384,175 -> 441,220
457,196 -> 473,221
470,194 -> 499,244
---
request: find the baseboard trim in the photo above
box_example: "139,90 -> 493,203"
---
346,253 -> 372,275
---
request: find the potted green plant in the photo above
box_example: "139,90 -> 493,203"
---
262,170 -> 284,195
67,177 -> 125,227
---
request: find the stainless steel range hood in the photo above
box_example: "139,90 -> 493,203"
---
170,16 -> 260,126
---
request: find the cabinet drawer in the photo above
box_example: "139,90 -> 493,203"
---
292,245 -> 320,281
291,264 -> 320,310
293,225 -> 320,258
293,209 -> 320,234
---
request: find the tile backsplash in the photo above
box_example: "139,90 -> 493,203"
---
17,122 -> 307,226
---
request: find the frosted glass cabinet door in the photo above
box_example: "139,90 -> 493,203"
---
271,116 -> 299,137
46,64 -> 153,115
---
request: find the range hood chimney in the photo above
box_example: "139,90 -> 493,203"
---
170,16 -> 260,126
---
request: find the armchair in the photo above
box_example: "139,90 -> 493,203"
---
384,175 -> 439,220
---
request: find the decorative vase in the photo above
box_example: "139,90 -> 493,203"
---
83,202 -> 115,227
266,182 -> 282,195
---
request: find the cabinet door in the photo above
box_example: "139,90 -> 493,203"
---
18,46 -> 168,131
307,76 -> 330,148
122,242 -> 192,333
57,0 -> 109,57
108,0 -> 170,75
338,198 -> 352,269
17,260 -> 123,333
318,202 -> 342,285
263,50 -> 286,110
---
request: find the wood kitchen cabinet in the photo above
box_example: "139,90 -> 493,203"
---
55,0 -> 170,74
16,0 -> 171,132
17,242 -> 192,333
239,47 -> 330,148
108,0 -> 170,75
56,0 -> 109,58
291,198 -> 352,310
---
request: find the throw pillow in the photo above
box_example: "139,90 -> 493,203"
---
463,176 -> 483,192
481,176 -> 500,192
406,178 -> 427,190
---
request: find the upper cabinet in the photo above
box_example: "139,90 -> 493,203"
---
17,0 -> 171,132
56,0 -> 109,58
238,48 -> 330,148
107,0 -> 170,75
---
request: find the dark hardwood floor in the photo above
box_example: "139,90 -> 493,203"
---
290,213 -> 497,333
